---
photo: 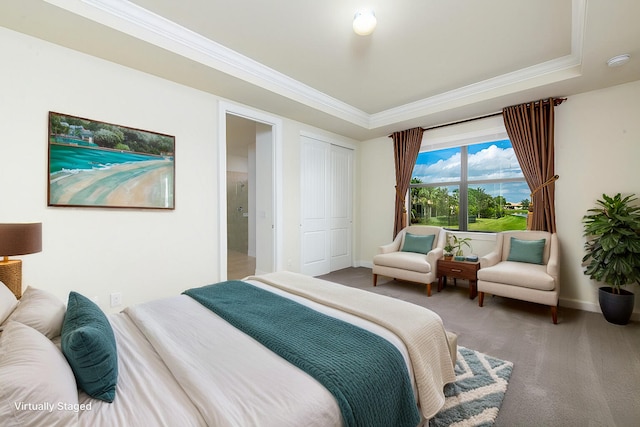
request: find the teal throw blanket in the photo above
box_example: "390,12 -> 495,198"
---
184,281 -> 420,427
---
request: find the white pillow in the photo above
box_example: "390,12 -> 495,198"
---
0,281 -> 18,325
0,321 -> 79,427
5,287 -> 66,339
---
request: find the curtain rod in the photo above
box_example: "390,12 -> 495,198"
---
422,111 -> 502,132
424,98 -> 567,132
388,97 -> 567,137
387,111 -> 501,138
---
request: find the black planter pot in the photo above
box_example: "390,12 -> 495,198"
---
598,287 -> 635,325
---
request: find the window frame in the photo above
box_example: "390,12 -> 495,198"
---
408,117 -> 528,232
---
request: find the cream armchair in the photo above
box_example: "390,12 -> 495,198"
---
372,226 -> 445,296
477,231 -> 559,323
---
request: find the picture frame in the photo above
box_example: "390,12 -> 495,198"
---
48,112 -> 175,210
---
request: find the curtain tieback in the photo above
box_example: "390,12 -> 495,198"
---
530,175 -> 560,201
395,186 -> 407,212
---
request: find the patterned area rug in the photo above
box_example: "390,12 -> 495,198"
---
430,346 -> 514,427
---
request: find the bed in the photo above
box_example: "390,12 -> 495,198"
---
0,271 -> 457,427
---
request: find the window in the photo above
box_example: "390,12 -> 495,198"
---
410,139 -> 528,232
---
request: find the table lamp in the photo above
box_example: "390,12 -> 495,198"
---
0,223 -> 42,298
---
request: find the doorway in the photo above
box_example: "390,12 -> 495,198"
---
218,102 -> 283,281
226,114 -> 255,279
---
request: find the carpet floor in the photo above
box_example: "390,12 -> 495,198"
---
319,267 -> 640,427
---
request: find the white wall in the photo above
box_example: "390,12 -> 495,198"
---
0,27 -> 356,312
357,135 -> 396,263
357,80 -> 640,316
227,155 -> 249,173
0,28 -> 219,312
555,80 -> 640,314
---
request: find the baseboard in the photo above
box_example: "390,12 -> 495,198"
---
559,297 -> 600,313
560,296 -> 640,321
356,262 -> 640,321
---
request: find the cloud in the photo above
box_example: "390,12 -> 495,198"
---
414,144 -> 523,183
412,144 -> 529,203
413,151 -> 461,183
468,144 -> 523,179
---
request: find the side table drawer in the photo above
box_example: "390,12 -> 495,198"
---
438,262 -> 478,279
437,258 -> 480,299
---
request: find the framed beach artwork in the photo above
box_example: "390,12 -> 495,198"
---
48,112 -> 175,209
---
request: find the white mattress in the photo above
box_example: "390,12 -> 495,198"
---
78,278 -> 427,426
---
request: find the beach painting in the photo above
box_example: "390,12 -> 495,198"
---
48,112 -> 175,209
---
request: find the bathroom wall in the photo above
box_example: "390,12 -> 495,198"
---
226,172 -> 249,253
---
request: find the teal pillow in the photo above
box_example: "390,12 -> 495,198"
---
507,237 -> 546,264
61,292 -> 118,402
401,233 -> 435,254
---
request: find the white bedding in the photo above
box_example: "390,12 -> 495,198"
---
77,310 -> 206,426
77,273 -> 454,426
251,272 -> 457,419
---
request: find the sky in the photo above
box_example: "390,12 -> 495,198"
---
412,139 -> 531,204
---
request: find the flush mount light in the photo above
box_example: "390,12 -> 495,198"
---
607,54 -> 631,67
353,8 -> 377,36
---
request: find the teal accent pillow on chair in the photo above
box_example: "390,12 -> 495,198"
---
507,237 -> 546,264
61,291 -> 118,402
401,233 -> 435,254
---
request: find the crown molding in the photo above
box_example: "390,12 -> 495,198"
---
46,0 -> 586,131
46,0 -> 371,127
370,0 -> 587,128
370,54 -> 582,128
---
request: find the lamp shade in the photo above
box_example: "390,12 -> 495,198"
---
0,223 -> 42,257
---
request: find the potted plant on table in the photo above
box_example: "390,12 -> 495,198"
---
582,193 -> 640,325
445,234 -> 472,261
443,242 -> 455,260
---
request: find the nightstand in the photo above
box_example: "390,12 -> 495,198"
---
437,258 -> 481,299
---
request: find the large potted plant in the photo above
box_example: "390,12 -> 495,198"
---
582,193 -> 640,325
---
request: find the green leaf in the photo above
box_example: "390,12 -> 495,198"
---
582,193 -> 640,291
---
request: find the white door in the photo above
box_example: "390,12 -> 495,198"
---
255,123 -> 274,275
301,136 -> 353,276
301,137 -> 330,276
330,145 -> 353,271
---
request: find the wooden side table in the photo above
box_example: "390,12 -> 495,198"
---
437,258 -> 481,299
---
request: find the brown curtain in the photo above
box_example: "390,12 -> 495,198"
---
391,127 -> 424,238
503,98 -> 563,232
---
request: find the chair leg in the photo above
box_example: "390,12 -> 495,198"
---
373,274 -> 377,287
478,292 -> 484,307
551,305 -> 558,324
426,283 -> 432,297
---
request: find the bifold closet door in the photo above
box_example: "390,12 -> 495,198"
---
301,136 -> 352,276
329,144 -> 352,271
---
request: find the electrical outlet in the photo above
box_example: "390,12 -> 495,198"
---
110,292 -> 123,307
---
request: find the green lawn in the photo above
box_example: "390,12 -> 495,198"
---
415,214 -> 527,232
468,215 -> 527,232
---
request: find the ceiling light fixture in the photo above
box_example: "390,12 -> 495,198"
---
353,8 -> 377,36
607,54 -> 631,67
